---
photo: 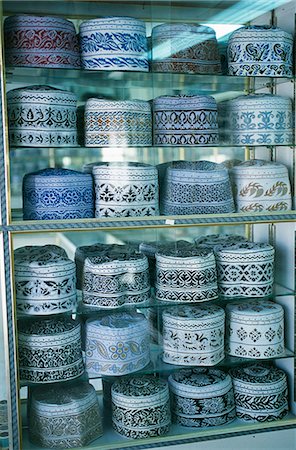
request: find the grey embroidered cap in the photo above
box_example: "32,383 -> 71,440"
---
29,381 -> 103,447
14,245 -> 77,316
230,364 -> 288,422
111,376 -> 171,438
169,368 -> 236,427
7,85 -> 78,147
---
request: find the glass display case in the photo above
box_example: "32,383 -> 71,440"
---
0,1 -> 296,449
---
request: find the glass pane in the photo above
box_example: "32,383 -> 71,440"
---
0,237 -> 9,450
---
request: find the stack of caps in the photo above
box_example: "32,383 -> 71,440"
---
85,312 -> 150,376
18,317 -> 84,383
4,15 -> 80,68
92,162 -> 159,218
231,160 -> 292,213
82,250 -> 150,309
227,26 -> 293,76
151,24 -> 221,74
214,241 -> 274,298
23,168 -> 94,220
162,304 -> 225,366
226,300 -> 285,359
111,376 -> 171,438
155,244 -> 218,303
195,233 -> 248,250
153,95 -> 219,146
139,240 -> 193,284
75,242 -> 111,290
219,94 -> 293,146
75,242 -> 138,290
7,86 -> 78,147
14,245 -> 76,316
84,99 -> 152,147
159,160 -> 234,215
29,381 -> 103,448
230,364 -> 289,422
79,17 -> 148,71
169,368 -> 236,427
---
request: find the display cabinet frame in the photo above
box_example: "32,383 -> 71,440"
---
0,1 -> 296,449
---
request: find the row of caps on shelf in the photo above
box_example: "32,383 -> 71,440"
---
21,159 -> 292,220
18,299 -> 288,385
7,87 -> 294,148
15,235 -> 276,315
27,365 -> 289,447
4,15 -> 294,76
85,300 -> 285,371
19,302 -> 286,385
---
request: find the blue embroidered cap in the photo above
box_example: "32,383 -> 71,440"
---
23,168 -> 94,220
219,94 -> 293,146
227,25 -> 293,77
85,312 -> 150,376
80,16 -> 148,71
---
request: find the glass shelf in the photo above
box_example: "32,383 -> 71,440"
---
5,67 -> 293,96
8,143 -> 295,151
88,345 -> 295,379
87,345 -> 295,379
8,209 -> 296,232
15,282 -> 295,322
74,284 -> 295,316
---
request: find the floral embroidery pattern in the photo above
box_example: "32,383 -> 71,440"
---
80,18 -> 148,71
109,342 -> 130,360
228,26 -> 293,76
